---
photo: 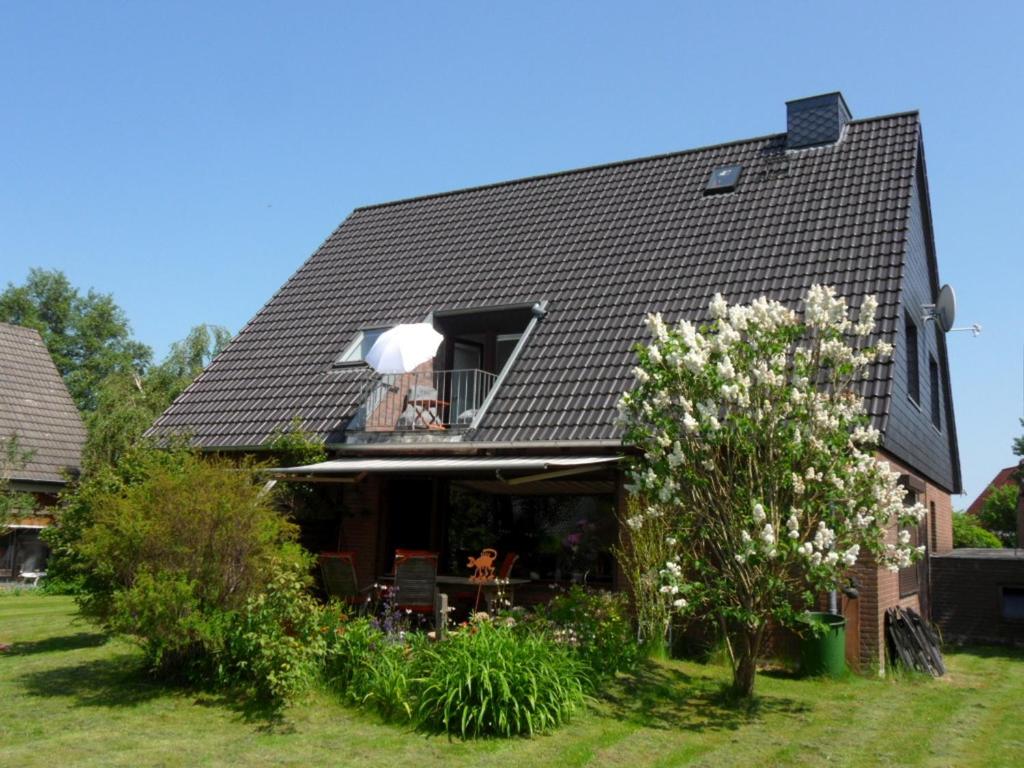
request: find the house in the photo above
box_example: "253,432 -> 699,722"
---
965,465 -> 1018,516
150,92 -> 962,670
0,322 -> 87,581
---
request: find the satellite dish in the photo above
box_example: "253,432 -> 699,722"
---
934,284 -> 956,333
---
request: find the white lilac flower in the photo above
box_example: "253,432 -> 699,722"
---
673,597 -> 688,609
682,412 -> 699,433
709,293 -> 728,319
753,503 -> 766,523
856,295 -> 878,337
645,312 -> 669,342
842,544 -> 860,567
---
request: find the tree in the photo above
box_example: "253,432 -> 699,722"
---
1013,418 -> 1024,459
977,483 -> 1019,547
1,434 -> 35,528
44,324 -> 231,591
0,268 -> 151,411
82,324 -> 230,471
619,286 -> 924,697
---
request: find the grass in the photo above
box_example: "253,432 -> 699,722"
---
2,594 -> 1023,767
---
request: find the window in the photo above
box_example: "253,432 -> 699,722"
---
495,333 -> 521,373
1002,588 -> 1024,622
929,501 -> 938,551
905,312 -> 920,404
929,356 -> 941,429
336,327 -> 386,365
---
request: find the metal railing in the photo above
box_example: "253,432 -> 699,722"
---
359,368 -> 498,431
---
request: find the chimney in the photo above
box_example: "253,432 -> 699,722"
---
786,92 -> 852,149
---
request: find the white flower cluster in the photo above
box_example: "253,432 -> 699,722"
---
805,285 -> 849,331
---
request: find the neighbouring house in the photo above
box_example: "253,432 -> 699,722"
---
150,92 -> 962,670
965,465 -> 1018,516
0,322 -> 86,581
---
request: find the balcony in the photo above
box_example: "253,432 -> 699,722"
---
356,368 -> 498,433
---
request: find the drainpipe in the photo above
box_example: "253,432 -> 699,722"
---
828,589 -> 838,615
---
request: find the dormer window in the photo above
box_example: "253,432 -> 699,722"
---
336,327 -> 387,365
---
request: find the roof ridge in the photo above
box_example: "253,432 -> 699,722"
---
353,111 -> 920,213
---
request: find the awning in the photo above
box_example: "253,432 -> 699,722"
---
269,455 -> 621,485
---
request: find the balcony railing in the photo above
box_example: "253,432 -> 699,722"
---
358,369 -> 498,431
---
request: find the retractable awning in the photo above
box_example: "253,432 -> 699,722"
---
269,455 -> 621,485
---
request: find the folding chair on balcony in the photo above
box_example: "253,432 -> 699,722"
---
318,551 -> 366,606
393,549 -> 440,619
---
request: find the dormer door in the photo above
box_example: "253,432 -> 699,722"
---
451,341 -> 484,423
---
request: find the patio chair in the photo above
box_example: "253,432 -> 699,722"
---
318,551 -> 363,605
492,552 -> 520,610
497,552 -> 519,579
393,549 -> 439,615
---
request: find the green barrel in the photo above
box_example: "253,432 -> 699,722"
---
799,612 -> 847,677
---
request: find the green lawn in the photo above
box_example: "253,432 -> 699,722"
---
2,594 -> 1022,767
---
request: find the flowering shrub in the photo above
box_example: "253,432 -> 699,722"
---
619,286 -> 926,695
529,586 -> 638,683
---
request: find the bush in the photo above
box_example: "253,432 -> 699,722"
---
220,561 -> 327,701
323,616 -> 421,721
415,619 -> 586,738
530,586 -> 638,684
75,448 -> 304,679
977,484 -> 1019,547
953,513 -> 1003,549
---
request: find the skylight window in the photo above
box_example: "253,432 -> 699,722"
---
705,164 -> 743,194
336,327 -> 386,365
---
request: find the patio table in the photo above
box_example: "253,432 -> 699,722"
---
377,574 -> 530,587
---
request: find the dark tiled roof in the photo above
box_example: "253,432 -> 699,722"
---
0,323 -> 86,484
151,112 -> 922,449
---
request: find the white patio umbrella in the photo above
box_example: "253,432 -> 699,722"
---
364,323 -> 444,373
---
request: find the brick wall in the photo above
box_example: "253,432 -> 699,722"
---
932,553 -> 1024,645
844,452 -> 953,671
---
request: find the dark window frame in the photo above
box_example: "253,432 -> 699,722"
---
929,501 -> 938,551
929,355 -> 941,429
905,311 -> 920,405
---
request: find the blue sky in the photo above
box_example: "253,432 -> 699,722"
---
2,2 -> 1021,502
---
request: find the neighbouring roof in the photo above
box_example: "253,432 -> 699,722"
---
0,323 -> 86,485
966,465 -> 1020,516
151,111 -> 922,452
